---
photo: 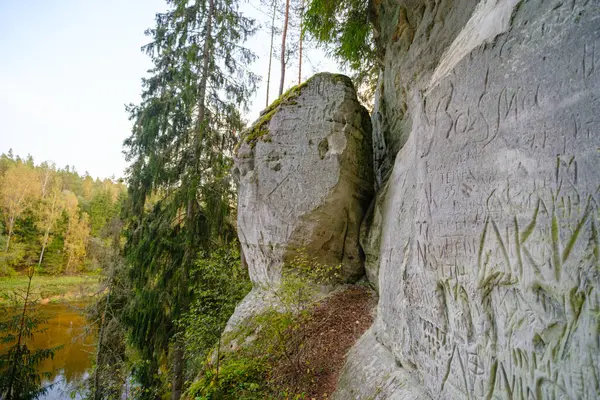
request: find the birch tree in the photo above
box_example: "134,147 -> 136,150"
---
34,174 -> 64,270
0,163 -> 39,253
63,191 -> 90,273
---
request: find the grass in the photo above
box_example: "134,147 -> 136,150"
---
0,274 -> 101,306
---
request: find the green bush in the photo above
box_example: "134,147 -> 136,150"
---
0,236 -> 24,276
189,352 -> 270,400
187,250 -> 341,399
181,246 -> 252,375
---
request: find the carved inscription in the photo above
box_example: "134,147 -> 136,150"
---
376,4 -> 600,399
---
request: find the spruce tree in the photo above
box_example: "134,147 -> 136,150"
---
303,0 -> 378,98
122,0 -> 257,398
303,0 -> 375,70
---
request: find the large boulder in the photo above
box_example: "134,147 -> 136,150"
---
233,73 -> 374,288
337,0 -> 600,399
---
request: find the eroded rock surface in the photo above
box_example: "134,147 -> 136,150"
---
334,328 -> 429,400
337,0 -> 600,399
229,73 -> 374,326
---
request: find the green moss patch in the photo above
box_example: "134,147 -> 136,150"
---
329,73 -> 354,87
240,82 -> 309,149
237,73 -> 354,152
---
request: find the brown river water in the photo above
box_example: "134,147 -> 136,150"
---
4,302 -> 96,399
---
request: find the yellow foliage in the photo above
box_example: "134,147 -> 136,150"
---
0,163 -> 40,252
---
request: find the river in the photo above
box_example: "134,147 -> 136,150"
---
21,303 -> 95,399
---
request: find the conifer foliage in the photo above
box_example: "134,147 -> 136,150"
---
0,267 -> 60,400
303,0 -> 378,100
122,0 -> 258,398
303,0 -> 375,71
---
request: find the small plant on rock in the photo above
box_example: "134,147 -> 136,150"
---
260,250 -> 341,389
189,250 -> 342,399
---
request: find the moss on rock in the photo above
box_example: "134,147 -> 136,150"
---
240,81 -> 309,149
239,73 -> 355,150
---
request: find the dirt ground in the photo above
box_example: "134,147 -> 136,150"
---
271,285 -> 377,399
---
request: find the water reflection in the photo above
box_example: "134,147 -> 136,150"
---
41,371 -> 90,400
10,302 -> 96,399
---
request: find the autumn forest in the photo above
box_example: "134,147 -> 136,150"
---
0,151 -> 124,277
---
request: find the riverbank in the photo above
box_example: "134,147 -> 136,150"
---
0,275 -> 101,306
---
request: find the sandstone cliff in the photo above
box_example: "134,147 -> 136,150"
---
337,0 -> 600,399
230,2 -> 600,399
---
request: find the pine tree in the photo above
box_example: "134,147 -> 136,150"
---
279,0 -> 291,96
89,212 -> 127,400
123,0 -> 257,398
265,0 -> 280,106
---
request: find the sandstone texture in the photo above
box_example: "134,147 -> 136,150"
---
334,328 -> 430,400
234,73 -> 373,286
228,73 -> 374,326
336,0 -> 600,399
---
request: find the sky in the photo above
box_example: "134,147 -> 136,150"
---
0,0 -> 341,180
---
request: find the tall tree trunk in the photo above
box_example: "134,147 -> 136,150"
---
173,1 -> 216,398
266,0 -> 277,107
37,192 -> 57,269
37,231 -> 49,269
93,269 -> 114,400
279,0 -> 290,96
5,217 -> 14,252
66,252 -> 73,274
171,339 -> 185,400
186,0 -> 214,243
40,169 -> 51,198
298,0 -> 304,85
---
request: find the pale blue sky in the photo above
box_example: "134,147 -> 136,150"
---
0,0 -> 339,179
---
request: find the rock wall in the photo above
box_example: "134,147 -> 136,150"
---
338,0 -> 600,399
229,73 -> 373,327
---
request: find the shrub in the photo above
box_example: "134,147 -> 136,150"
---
188,251 -> 342,399
189,352 -> 269,400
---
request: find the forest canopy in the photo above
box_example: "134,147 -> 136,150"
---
0,151 -> 125,276
0,0 -> 379,398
